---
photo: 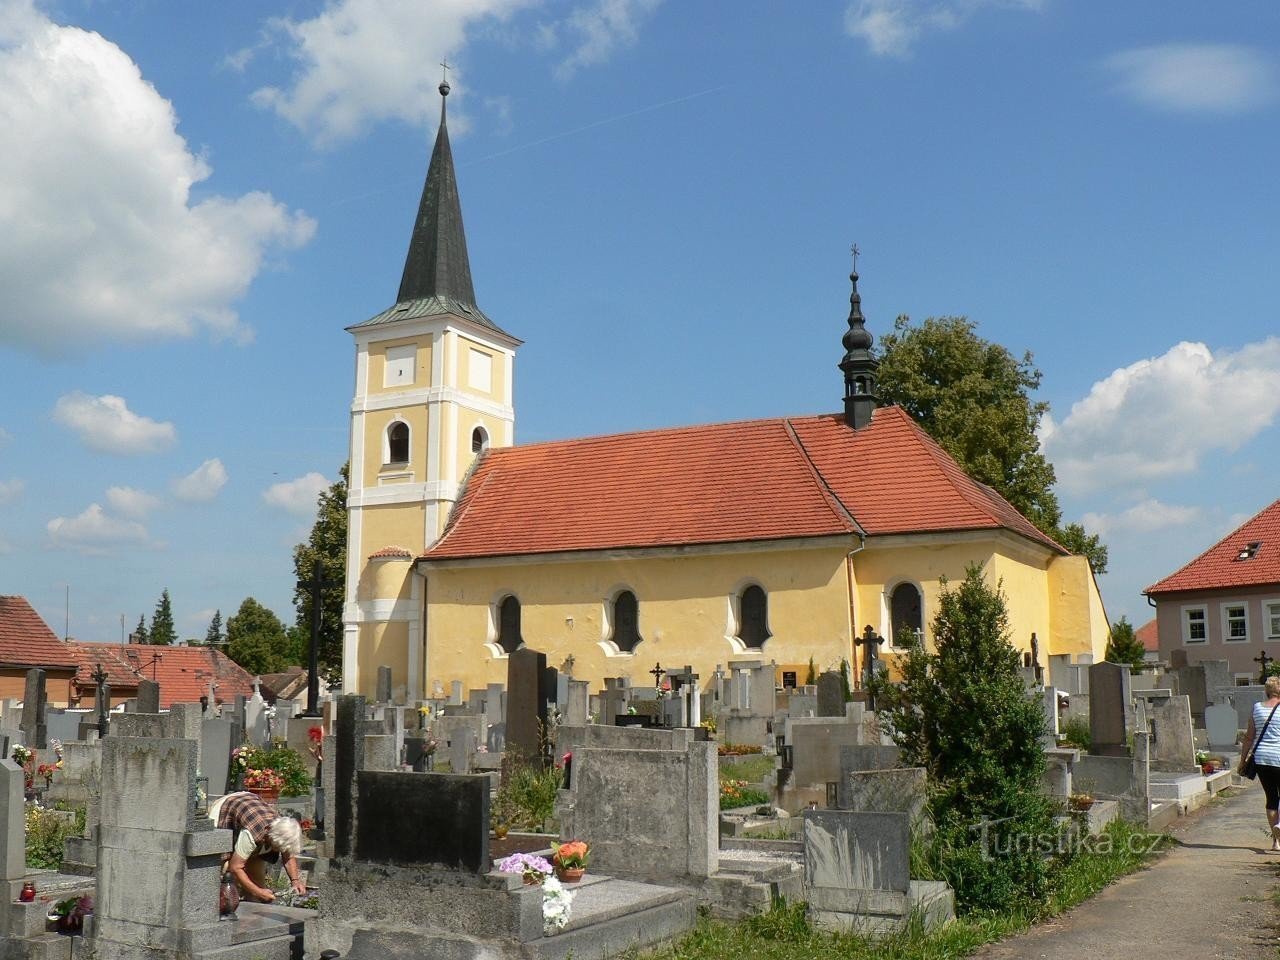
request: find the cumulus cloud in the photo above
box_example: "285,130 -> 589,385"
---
0,1 -> 315,354
0,479 -> 22,505
172,458 -> 229,503
1104,44 -> 1277,114
1080,499 -> 1202,538
248,0 -> 534,146
47,503 -> 152,553
1041,339 -> 1280,494
105,485 -> 160,518
554,0 -> 664,80
844,0 -> 1042,57
52,393 -> 176,455
263,472 -> 329,515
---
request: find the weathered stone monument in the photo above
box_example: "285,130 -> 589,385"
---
816,671 -> 845,718
136,678 -> 161,714
19,669 -> 46,749
1088,661 -> 1131,757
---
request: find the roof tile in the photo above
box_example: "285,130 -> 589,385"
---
1146,499 -> 1280,595
0,597 -> 77,669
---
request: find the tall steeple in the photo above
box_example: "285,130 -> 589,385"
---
839,246 -> 879,429
396,76 -> 477,310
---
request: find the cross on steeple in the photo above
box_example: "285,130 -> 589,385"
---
440,59 -> 450,84
850,242 -> 860,273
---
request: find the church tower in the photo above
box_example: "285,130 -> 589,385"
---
839,253 -> 879,429
343,78 -> 521,698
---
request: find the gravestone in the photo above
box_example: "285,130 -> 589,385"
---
816,672 -> 845,718
1205,702 -> 1238,750
788,718 -> 863,787
804,809 -> 909,893
839,744 -> 900,773
20,667 -> 47,748
506,648 -> 547,762
0,760 -> 24,882
45,707 -> 86,745
837,767 -> 927,826
245,682 -> 269,746
446,727 -> 477,774
565,679 -> 590,726
1088,661 -> 1131,757
1150,695 -> 1196,772
376,665 -> 393,705
334,694 -> 367,858
1041,686 -> 1060,747
1201,660 -> 1232,703
449,680 -> 463,706
136,678 -> 161,714
356,772 -> 489,872
485,722 -> 505,753
200,717 -> 234,794
1173,664 -> 1208,724
1233,687 -> 1266,731
404,736 -> 434,772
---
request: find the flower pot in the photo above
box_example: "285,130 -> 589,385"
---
555,866 -> 585,884
493,824 -> 509,839
522,874 -> 544,886
244,785 -> 280,805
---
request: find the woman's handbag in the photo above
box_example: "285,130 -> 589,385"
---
1239,703 -> 1279,780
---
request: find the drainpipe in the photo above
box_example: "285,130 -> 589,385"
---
845,534 -> 867,687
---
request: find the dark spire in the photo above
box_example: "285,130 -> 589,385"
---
839,246 -> 879,429
396,77 -> 478,309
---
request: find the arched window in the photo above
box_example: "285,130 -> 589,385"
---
609,590 -> 642,652
471,426 -> 489,454
387,421 -> 409,464
737,585 -> 771,649
497,595 -> 522,655
890,582 -> 923,647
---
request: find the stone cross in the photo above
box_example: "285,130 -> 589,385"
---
297,557 -> 341,717
91,662 -> 111,738
1257,650 -> 1274,684
855,625 -> 884,706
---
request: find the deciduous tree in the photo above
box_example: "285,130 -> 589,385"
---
226,597 -> 295,676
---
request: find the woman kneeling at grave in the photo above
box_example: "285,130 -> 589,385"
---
208,791 -> 306,902
1244,676 -> 1280,853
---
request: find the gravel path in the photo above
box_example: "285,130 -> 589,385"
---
977,786 -> 1280,960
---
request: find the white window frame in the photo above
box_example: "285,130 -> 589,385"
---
383,344 -> 416,388
1221,601 -> 1249,644
382,417 -> 411,466
1181,604 -> 1208,645
882,579 -> 926,650
1264,598 -> 1280,641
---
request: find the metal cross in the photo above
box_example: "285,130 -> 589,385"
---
90,662 -> 109,737
649,661 -> 666,692
440,59 -> 451,84
856,624 -> 884,708
850,243 -> 860,272
298,558 -> 342,717
1257,649 -> 1274,684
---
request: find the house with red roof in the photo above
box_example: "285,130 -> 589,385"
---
0,596 -> 78,701
1145,499 -> 1280,680
1135,619 -> 1160,663
338,82 -> 1110,699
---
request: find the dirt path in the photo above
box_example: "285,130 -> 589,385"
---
977,786 -> 1280,960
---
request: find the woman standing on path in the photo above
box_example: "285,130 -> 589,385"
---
1243,675 -> 1280,851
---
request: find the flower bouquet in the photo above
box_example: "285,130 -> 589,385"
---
550,840 -> 590,882
541,876 -> 574,934
47,895 -> 93,934
497,852 -> 554,886
242,767 -> 285,802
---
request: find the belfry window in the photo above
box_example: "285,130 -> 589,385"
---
497,595 -> 523,655
610,590 -> 642,653
737,585 -> 772,649
472,426 -> 489,454
387,421 -> 409,464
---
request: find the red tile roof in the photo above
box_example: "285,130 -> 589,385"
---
1146,499 -> 1280,595
74,642 -> 256,708
370,545 -> 413,560
1135,619 -> 1159,652
421,406 -> 1064,562
64,641 -> 139,688
0,596 -> 77,669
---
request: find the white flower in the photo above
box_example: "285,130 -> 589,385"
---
541,876 -> 574,934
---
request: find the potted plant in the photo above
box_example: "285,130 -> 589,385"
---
242,767 -> 285,804
551,840 -> 590,883
46,895 -> 93,934
1068,792 -> 1095,813
497,852 -> 554,885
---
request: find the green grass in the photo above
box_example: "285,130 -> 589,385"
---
624,820 -> 1167,960
719,755 -> 775,783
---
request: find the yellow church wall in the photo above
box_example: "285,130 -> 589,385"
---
453,410 -> 509,477
356,620 -> 411,698
361,406 -> 430,488
357,503 -> 426,593
419,545 -> 855,694
987,549 -> 1053,653
1046,555 -> 1110,660
454,333 -> 506,404
366,335 -> 433,396
359,558 -> 415,603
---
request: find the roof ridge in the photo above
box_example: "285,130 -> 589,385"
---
1146,497 -> 1280,594
782,418 -> 864,536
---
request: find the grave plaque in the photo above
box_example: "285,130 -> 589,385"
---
816,671 -> 845,718
836,767 -> 927,827
803,809 -> 910,893
356,771 -> 489,872
136,678 -> 161,714
376,665 -> 394,705
1088,661 -> 1131,757
506,648 -> 547,762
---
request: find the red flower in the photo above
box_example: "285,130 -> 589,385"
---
308,726 -> 324,743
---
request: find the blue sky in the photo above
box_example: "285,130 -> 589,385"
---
2,0 -> 1278,643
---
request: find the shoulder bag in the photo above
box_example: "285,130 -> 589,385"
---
1240,703 -> 1279,780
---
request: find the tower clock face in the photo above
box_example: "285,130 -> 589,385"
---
384,344 -> 416,387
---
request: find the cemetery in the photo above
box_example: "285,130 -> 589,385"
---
1,563 -> 1251,960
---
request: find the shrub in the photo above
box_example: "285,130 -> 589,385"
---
719,779 -> 770,810
232,743 -> 311,797
1060,715 -> 1091,751
495,756 -> 564,831
26,806 -> 84,870
717,743 -> 763,756
871,565 -> 1058,914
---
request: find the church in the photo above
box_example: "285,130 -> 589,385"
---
341,81 -> 1109,701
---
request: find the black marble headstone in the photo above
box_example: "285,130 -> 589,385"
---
356,771 -> 489,872
541,666 -> 558,709
334,694 -> 367,858
506,648 -> 547,762
404,736 -> 434,773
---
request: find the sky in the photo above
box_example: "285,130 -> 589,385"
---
1,0 -> 1278,644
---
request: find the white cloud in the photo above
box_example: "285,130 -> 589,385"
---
0,479 -> 22,505
263,472 -> 329,516
1042,338 -> 1280,494
47,503 -> 151,553
1080,499 -> 1202,538
248,0 -> 534,146
52,392 -> 176,455
172,458 -> 229,503
105,485 -> 160,518
0,1 -> 315,354
554,0 -> 663,81
1104,44 -> 1276,115
844,0 -> 1042,58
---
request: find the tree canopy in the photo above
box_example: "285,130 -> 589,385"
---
878,315 -> 1107,574
1105,616 -> 1146,674
291,463 -> 348,685
203,609 -> 223,647
149,589 -> 176,646
226,597 -> 297,677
